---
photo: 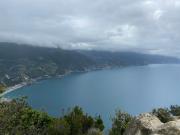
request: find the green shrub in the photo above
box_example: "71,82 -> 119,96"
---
87,128 -> 103,135
0,98 -> 52,135
152,108 -> 173,123
20,108 -> 52,134
170,105 -> 180,116
109,110 -> 133,135
0,84 -> 6,94
64,106 -> 104,135
48,119 -> 70,135
94,115 -> 105,131
0,99 -> 104,135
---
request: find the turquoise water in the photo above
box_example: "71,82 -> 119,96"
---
4,64 -> 180,128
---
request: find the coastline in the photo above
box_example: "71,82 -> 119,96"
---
0,66 -> 112,98
0,82 -> 27,97
0,64 -> 148,98
0,63 -> 165,98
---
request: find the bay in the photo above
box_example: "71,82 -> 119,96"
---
4,64 -> 180,128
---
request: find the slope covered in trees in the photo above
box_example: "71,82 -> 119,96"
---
0,42 -> 179,87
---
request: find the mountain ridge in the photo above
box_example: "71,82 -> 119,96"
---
0,42 -> 179,87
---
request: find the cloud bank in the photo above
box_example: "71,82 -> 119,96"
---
0,0 -> 180,56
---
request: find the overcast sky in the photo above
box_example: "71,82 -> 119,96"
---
0,0 -> 180,56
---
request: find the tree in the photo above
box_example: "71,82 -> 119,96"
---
152,108 -> 173,123
170,105 -> 180,116
0,99 -> 104,135
20,108 -> 52,134
0,98 -> 52,135
82,115 -> 94,133
109,110 -> 133,135
64,106 -> 104,135
64,106 -> 84,135
94,115 -> 104,131
48,119 -> 70,135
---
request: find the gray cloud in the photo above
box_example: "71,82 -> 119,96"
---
0,0 -> 180,57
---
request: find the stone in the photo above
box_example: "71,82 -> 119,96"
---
124,113 -> 180,135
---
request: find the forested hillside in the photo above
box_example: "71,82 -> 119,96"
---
0,42 -> 179,87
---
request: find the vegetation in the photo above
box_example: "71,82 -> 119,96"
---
1,97 -> 180,135
0,84 -> 6,94
170,105 -> 180,116
109,110 -> 133,135
0,42 -> 179,87
152,108 -> 173,123
109,106 -> 180,135
0,97 -> 51,134
152,105 -> 180,123
0,98 -> 104,135
87,128 -> 103,135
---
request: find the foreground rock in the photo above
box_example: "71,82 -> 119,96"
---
124,113 -> 180,135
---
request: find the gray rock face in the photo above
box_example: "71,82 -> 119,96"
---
124,113 -> 180,135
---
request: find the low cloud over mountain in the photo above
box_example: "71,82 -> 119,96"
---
0,0 -> 180,56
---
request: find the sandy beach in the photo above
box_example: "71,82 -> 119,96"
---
0,82 -> 27,97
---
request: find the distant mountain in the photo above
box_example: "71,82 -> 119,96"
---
0,42 -> 96,86
78,50 -> 180,66
0,42 -> 179,87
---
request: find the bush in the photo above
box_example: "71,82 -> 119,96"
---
0,84 -> 6,94
109,110 -> 133,135
0,98 -> 52,135
48,119 -> 70,135
0,99 -> 104,135
20,108 -> 52,134
64,106 -> 104,135
64,106 -> 84,135
152,108 -> 173,123
94,115 -> 105,131
170,105 -> 180,116
87,128 -> 103,135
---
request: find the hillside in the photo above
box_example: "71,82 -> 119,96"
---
0,42 -> 179,87
0,42 -> 95,86
79,50 -> 180,66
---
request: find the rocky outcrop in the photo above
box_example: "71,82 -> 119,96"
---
124,113 -> 180,135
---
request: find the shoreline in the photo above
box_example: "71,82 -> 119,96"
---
0,82 -> 27,97
0,66 -> 116,98
0,63 -> 176,98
